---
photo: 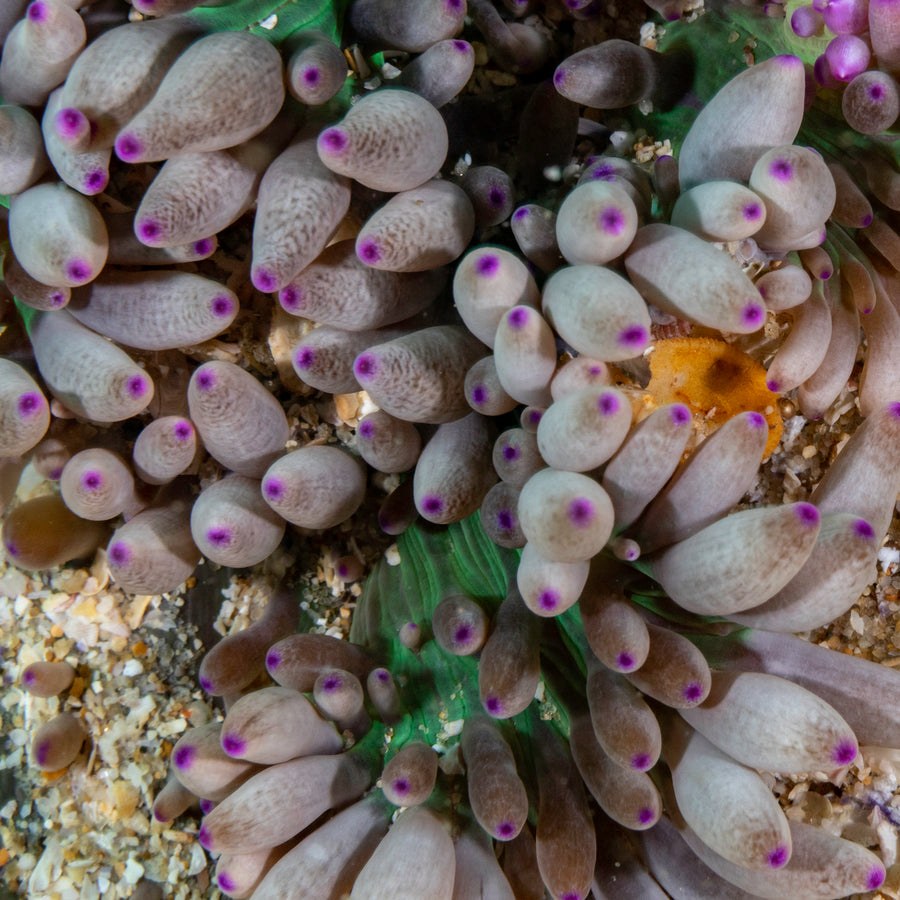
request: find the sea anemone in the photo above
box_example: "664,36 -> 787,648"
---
6,0 -> 900,897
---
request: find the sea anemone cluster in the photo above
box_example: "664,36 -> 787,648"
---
7,0 -> 900,897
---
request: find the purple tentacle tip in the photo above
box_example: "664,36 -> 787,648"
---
445,0 -> 463,9
206,527 -> 232,547
567,498 -> 595,528
252,268 -> 277,292
598,207 -> 626,235
538,589 -> 559,612
173,744 -> 196,770
766,844 -> 789,868
496,821 -> 516,839
210,295 -> 235,318
507,307 -> 529,329
16,392 -> 43,418
769,158 -> 794,181
108,541 -> 132,567
358,420 -> 375,439
526,409 -> 542,426
671,404 -> 691,426
197,825 -> 213,850
302,65 -> 322,87
562,893 -> 581,900
766,378 -> 780,392
888,400 -> 900,419
742,202 -> 763,221
616,651 -> 637,671
597,391 -> 620,416
484,695 -> 503,716
217,872 -> 236,892
199,798 -> 214,815
22,670 -> 35,686
819,269 -> 831,280
199,675 -> 214,692
354,353 -> 378,380
321,672 -> 344,692
453,623 -> 474,645
474,253 -> 500,277
358,238 -> 382,264
831,738 -> 857,765
64,259 -> 92,284
294,347 -> 316,371
637,807 -> 656,825
263,478 -> 285,502
747,411 -> 766,429
422,495 -> 444,516
279,285 -> 303,311
221,733 -> 246,757
27,1 -> 48,22
488,186 -> 507,208
174,420 -> 193,441
496,509 -> 515,532
115,133 -> 143,162
853,518 -> 876,540
868,866 -> 886,891
50,291 -> 66,308
137,218 -> 163,244
80,471 -> 103,492
682,681 -> 704,703
631,752 -> 652,771
265,649 -> 281,671
794,502 -> 820,527
391,777 -> 411,796
34,741 -> 50,766
618,324 -> 648,349
374,668 -> 391,683
4,539 -> 19,558
512,206 -> 530,221
861,213 -> 874,227
127,374 -> 149,399
741,302 -> 765,327
470,384 -> 488,406
453,39 -> 470,53
501,443 -> 520,462
83,170 -> 107,193
319,127 -> 349,154
194,238 -> 214,255
54,108 -> 84,140
553,67 -> 567,88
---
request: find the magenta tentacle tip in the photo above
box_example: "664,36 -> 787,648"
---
567,498 -> 595,528
79,471 -> 103,492
597,391 -> 620,415
670,404 -> 691,426
64,259 -> 92,284
747,411 -> 767,429
126,374 -> 149,399
206,527 -> 232,547
26,1 -> 48,23
108,541 -> 132,567
741,302 -> 765,327
197,825 -> 213,850
221,733 -> 246,757
54,108 -> 86,141
538,589 -> 559,612
198,675 -> 213,693
452,40 -> 471,53
194,238 -> 214,255
794,502 -> 820,527
357,238 -> 382,264
495,821 -> 516,839
354,353 -> 378,380
391,777 -> 411,796
265,649 -> 281,671
34,741 -> 50,766
262,477 -> 285,502
475,253 -> 500,277
252,268 -> 277,292
853,519 -> 876,540
508,307 -> 529,329
301,66 -> 321,87
216,872 -> 236,892
422,495 -> 444,516
16,392 -> 43,417
318,127 -> 349,154
294,346 -> 315,371
488,186 -> 507,208
495,509 -> 515,532
766,845 -> 789,868
599,207 -> 626,235
682,682 -> 704,703
512,206 -> 530,221
470,384 -> 488,406
172,744 -> 195,770
279,285 -> 303,311
115,133 -> 143,162
637,806 -> 656,825
82,170 -> 107,194
484,695 -> 503,716
358,420 -> 375,439
630,752 -> 652,771
137,218 -> 163,244
831,738 -> 857,765
868,866 -> 887,891
616,651 -> 637,671
618,324 -> 649,349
